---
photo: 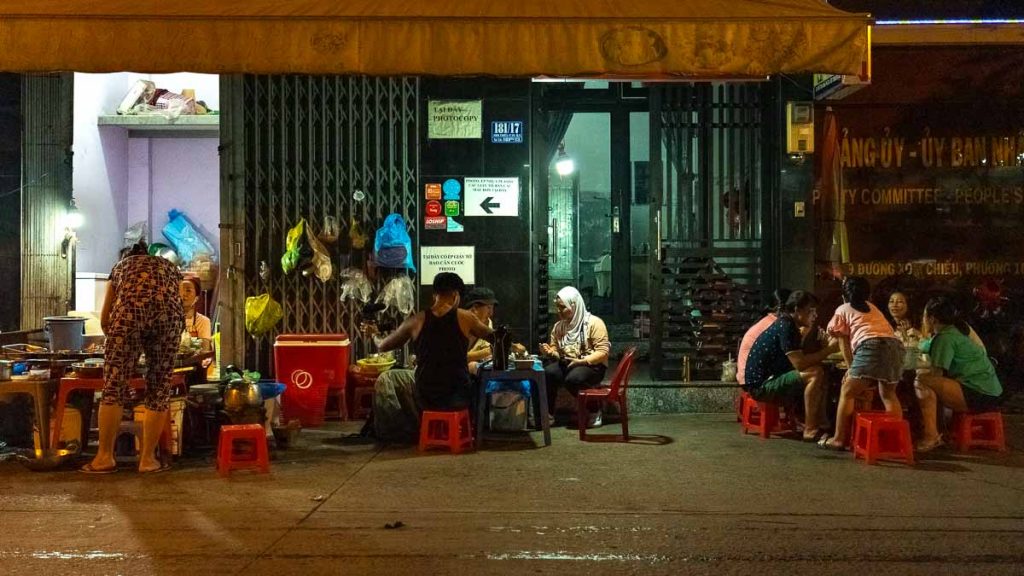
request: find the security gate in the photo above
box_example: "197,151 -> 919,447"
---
222,76 -> 420,375
649,83 -> 769,381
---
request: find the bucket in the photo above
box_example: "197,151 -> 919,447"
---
43,316 -> 86,352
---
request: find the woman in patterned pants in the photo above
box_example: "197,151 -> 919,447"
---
83,241 -> 184,474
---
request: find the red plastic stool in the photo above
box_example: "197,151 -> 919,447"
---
740,395 -> 793,439
324,386 -> 349,421
852,413 -> 913,465
351,386 -> 375,420
217,424 -> 270,476
735,390 -> 749,422
952,412 -> 1006,452
418,409 -> 473,453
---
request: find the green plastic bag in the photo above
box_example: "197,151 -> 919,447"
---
245,293 -> 283,336
281,219 -> 308,275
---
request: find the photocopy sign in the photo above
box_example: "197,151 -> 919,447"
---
420,246 -> 475,284
428,100 -> 482,139
464,177 -> 520,216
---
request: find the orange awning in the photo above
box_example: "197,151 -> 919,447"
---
0,0 -> 871,78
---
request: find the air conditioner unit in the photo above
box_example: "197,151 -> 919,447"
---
786,102 -> 813,154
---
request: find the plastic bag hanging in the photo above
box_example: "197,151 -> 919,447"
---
376,276 -> 416,316
339,268 -> 373,303
320,215 -> 340,244
373,213 -> 416,271
281,219 -> 310,275
349,216 -> 368,250
305,226 -> 333,282
244,293 -> 283,336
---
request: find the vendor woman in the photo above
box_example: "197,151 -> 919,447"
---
180,277 -> 211,344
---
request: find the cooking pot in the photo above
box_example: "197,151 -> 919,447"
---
223,377 -> 262,411
187,383 -> 223,409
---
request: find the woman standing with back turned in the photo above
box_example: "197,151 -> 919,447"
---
82,241 -> 184,474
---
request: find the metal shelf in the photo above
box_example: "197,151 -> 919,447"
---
97,114 -> 219,138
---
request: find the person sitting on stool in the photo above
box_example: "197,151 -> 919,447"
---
365,272 -> 493,413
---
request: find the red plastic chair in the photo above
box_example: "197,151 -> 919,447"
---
577,347 -> 638,441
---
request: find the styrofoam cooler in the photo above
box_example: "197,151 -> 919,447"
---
274,334 -> 350,427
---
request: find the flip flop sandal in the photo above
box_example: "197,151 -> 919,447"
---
79,463 -> 118,474
139,463 -> 172,475
817,436 -> 847,451
915,438 -> 944,453
802,430 -> 827,443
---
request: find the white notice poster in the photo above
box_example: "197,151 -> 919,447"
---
428,100 -> 482,139
464,177 -> 520,216
420,246 -> 475,285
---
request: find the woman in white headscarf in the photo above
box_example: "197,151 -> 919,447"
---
541,287 -> 611,424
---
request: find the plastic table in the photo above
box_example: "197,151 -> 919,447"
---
477,368 -> 551,448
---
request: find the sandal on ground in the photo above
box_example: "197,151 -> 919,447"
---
138,463 -> 172,475
79,463 -> 118,474
915,437 -> 944,453
817,435 -> 847,451
802,429 -> 828,443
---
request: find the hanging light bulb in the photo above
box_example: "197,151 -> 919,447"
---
63,197 -> 84,230
555,141 -> 575,176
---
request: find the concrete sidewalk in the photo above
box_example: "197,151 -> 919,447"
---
0,414 -> 1022,575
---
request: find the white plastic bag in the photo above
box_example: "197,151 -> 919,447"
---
376,276 -> 415,315
339,268 -> 372,303
488,391 -> 528,432
123,221 -> 148,249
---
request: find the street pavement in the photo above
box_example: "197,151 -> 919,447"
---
0,414 -> 1021,575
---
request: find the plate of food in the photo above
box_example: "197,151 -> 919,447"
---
356,353 -> 397,375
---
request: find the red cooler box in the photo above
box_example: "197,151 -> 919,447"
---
274,333 -> 350,427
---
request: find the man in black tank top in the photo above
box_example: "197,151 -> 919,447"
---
369,273 -> 493,411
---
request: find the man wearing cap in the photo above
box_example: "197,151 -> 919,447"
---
464,287 -> 498,375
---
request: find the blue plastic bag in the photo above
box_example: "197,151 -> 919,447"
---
373,213 -> 415,271
484,380 -> 532,399
162,209 -> 216,265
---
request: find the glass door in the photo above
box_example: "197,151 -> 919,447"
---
533,82 -> 651,347
547,113 -> 613,316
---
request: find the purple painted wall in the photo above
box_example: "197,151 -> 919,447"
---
74,72 -> 220,274
149,138 -> 220,256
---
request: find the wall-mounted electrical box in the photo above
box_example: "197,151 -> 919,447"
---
786,102 -> 814,154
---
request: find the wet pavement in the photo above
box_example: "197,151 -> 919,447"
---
0,414 -> 1022,575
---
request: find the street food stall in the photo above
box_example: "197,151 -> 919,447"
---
0,331 -> 214,465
